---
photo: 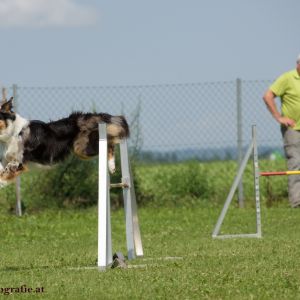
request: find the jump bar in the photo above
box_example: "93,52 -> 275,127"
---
260,170 -> 300,177
110,183 -> 129,189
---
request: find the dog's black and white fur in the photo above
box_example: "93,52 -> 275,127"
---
0,98 -> 129,187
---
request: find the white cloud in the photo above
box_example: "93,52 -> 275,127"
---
0,0 -> 98,28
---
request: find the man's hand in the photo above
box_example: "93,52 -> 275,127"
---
263,90 -> 296,128
276,116 -> 296,128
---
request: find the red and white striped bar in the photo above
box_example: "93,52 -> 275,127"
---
260,170 -> 300,177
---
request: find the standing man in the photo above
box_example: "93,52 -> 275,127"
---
263,54 -> 300,207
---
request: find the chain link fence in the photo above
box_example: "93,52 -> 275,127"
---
8,79 -> 282,162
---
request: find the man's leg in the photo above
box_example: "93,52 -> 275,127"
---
282,127 -> 300,207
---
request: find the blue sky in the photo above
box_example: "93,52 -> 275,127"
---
1,0 -> 299,87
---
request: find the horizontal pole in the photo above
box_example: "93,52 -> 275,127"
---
110,183 -> 129,189
260,170 -> 300,177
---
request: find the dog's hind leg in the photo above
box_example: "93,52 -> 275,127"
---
74,130 -> 117,174
108,143 -> 116,174
73,131 -> 97,160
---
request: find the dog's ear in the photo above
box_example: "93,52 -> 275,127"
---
1,97 -> 13,113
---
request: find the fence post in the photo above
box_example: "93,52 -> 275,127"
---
13,84 -> 22,217
236,78 -> 244,208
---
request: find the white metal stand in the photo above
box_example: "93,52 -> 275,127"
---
97,123 -> 143,270
212,125 -> 262,239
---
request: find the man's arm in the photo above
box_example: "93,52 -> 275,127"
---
263,89 -> 295,127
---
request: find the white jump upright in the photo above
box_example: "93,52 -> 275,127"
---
120,138 -> 144,259
212,125 -> 262,239
98,123 -> 112,269
97,123 -> 143,270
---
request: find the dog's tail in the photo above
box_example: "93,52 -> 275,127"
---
74,112 -> 130,142
106,115 -> 130,141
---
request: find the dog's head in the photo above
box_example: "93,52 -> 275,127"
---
0,97 -> 16,132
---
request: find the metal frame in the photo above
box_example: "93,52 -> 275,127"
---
120,138 -> 144,258
97,123 -> 143,270
212,125 -> 262,239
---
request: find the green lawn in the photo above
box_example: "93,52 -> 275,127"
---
0,203 -> 300,299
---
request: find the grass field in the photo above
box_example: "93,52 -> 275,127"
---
1,203 -> 300,299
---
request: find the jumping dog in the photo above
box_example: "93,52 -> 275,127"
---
0,98 -> 129,187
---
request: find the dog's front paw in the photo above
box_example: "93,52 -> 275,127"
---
5,161 -> 21,173
2,161 -> 23,177
0,161 -> 25,182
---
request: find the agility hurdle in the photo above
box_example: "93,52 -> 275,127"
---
98,123 -> 143,270
212,125 -> 300,239
212,125 -> 261,239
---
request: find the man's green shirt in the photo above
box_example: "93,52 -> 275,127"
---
270,69 -> 300,130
